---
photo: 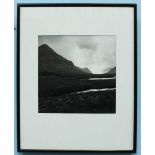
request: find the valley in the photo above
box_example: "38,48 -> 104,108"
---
38,44 -> 116,113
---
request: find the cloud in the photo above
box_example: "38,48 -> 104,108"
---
38,35 -> 116,74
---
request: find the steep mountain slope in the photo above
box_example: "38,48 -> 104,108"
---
39,44 -> 90,76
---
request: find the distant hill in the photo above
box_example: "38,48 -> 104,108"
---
106,67 -> 116,74
39,44 -> 90,76
77,67 -> 92,74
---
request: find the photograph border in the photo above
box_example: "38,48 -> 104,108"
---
17,3 -> 137,153
38,35 -> 117,114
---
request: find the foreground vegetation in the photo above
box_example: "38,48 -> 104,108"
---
39,89 -> 116,113
39,75 -> 116,113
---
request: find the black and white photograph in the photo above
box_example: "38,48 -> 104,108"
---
18,4 -> 137,152
38,35 -> 116,113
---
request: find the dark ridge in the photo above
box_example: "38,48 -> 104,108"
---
38,44 -> 89,76
106,67 -> 116,74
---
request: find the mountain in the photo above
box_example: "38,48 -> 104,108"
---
81,68 -> 92,74
106,67 -> 116,74
39,44 -> 90,76
77,67 -> 92,74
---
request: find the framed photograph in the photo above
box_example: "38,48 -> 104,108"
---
17,3 -> 137,152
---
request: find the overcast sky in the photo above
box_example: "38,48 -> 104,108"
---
38,35 -> 116,74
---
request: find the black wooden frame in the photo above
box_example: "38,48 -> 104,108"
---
17,3 -> 137,153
